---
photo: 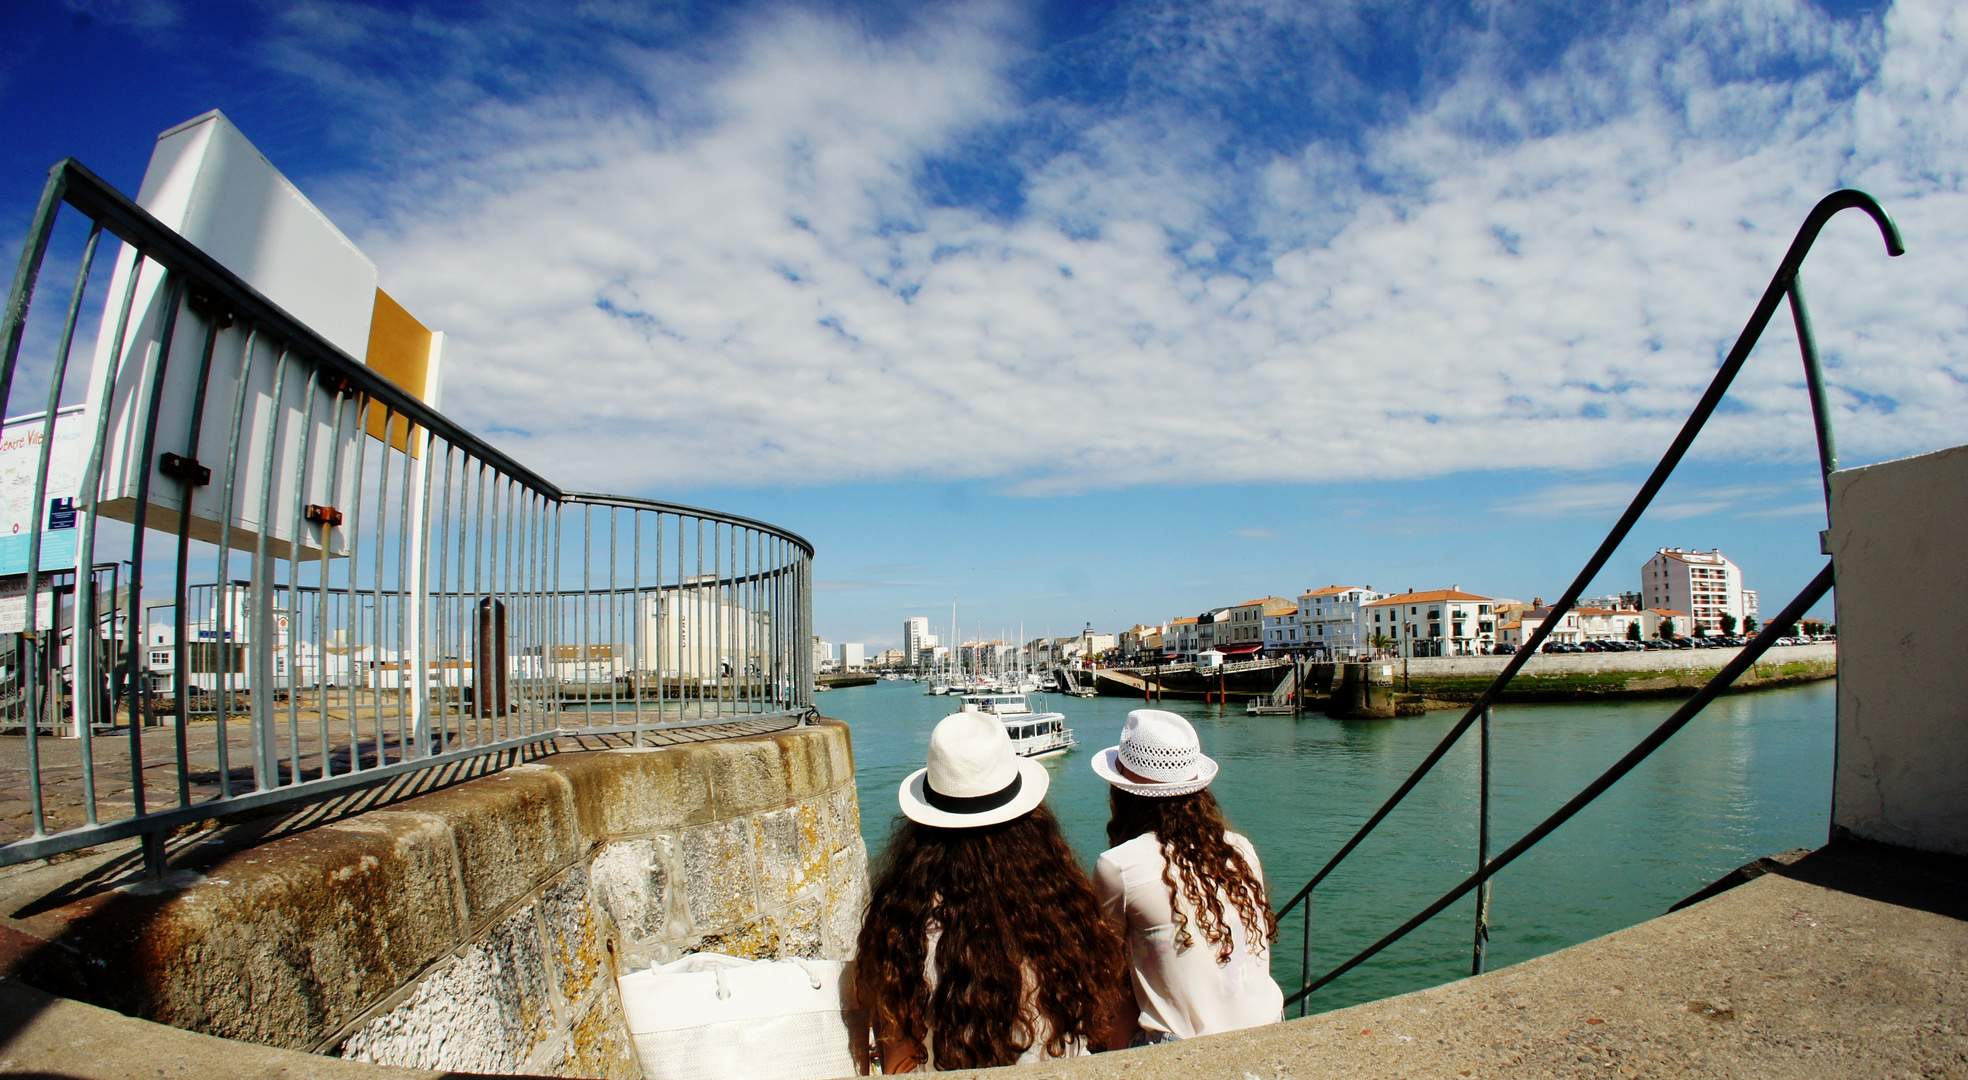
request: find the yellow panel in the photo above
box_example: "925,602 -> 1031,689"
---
363,289 -> 431,456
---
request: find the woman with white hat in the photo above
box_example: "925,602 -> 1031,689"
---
856,708 -> 1128,1071
1091,709 -> 1283,1043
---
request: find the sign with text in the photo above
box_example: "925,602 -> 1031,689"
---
0,405 -> 89,576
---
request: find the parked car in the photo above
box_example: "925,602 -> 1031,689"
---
1492,643 -> 1517,655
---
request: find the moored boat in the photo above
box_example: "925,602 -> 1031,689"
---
958,694 -> 1075,758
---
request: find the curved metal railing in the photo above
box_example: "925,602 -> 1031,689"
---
0,159 -> 814,871
1278,190 -> 1903,1011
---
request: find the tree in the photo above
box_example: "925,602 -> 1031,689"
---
1693,623 -> 1707,638
1658,617 -> 1676,639
1744,616 -> 1759,634
1720,613 -> 1738,635
1626,621 -> 1641,641
1370,632 -> 1394,655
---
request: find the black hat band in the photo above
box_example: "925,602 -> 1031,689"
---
923,772 -> 1023,815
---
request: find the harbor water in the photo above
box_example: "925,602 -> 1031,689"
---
826,677 -> 1835,1013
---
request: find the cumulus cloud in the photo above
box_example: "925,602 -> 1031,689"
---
273,0 -> 1965,496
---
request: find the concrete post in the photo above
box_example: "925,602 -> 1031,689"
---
1827,443 -> 1968,855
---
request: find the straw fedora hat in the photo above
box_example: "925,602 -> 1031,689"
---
1090,709 -> 1218,797
899,708 -> 1050,828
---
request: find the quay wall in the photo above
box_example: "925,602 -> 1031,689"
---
1393,642 -> 1836,702
3,721 -> 867,1077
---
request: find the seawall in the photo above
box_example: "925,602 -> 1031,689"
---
1389,641 -> 1836,703
1,720 -> 867,1077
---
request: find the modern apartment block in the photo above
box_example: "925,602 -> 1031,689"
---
1299,585 -> 1384,658
1641,548 -> 1753,634
902,616 -> 933,666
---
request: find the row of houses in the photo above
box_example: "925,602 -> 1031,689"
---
1111,547 -> 1761,662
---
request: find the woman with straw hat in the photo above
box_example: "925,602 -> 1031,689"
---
1091,709 -> 1283,1043
856,708 -> 1128,1071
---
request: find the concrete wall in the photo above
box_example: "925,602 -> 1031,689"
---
1830,444 -> 1968,856
5,721 -> 866,1076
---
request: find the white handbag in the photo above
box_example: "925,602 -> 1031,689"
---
616,953 -> 868,1080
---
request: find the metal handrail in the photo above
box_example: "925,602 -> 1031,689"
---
2,158 -> 561,496
1277,190 -> 1902,1011
0,155 -> 816,871
561,492 -> 815,557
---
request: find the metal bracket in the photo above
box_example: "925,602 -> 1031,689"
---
185,286 -> 234,329
158,451 -> 210,486
306,503 -> 343,527
1820,529 -> 1832,556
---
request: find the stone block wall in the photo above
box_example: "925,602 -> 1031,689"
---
4,720 -> 866,1078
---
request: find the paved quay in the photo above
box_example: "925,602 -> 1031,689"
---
1,839 -> 1960,1079
946,840 -> 1964,1080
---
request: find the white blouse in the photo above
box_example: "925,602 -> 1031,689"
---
1094,831 -> 1285,1040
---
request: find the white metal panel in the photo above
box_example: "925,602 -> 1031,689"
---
143,110 -> 378,362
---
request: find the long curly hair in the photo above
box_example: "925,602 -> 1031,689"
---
855,805 -> 1126,1070
1106,787 -> 1278,963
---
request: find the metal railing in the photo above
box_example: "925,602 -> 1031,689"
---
1277,190 -> 1903,1012
0,159 -> 813,871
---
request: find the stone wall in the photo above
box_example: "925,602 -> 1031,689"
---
1389,642 -> 1836,702
4,720 -> 866,1077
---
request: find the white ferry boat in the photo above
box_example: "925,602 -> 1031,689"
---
959,694 -> 1076,759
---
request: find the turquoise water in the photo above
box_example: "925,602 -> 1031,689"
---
823,678 -> 1835,1013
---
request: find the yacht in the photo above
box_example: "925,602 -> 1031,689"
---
959,694 -> 1075,759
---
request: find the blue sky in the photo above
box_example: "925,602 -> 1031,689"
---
4,0 -> 1963,649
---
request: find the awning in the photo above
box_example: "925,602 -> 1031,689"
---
1216,643 -> 1263,655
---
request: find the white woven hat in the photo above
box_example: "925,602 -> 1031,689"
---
1090,709 -> 1218,797
899,709 -> 1050,828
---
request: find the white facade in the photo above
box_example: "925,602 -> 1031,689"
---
903,617 -> 931,666
841,643 -> 865,671
1360,589 -> 1496,658
1641,548 -> 1752,634
1300,586 -> 1383,658
1262,608 -> 1300,649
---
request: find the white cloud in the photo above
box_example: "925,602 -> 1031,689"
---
300,0 -> 1966,496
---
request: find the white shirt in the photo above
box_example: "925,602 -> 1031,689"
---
1094,831 -> 1285,1040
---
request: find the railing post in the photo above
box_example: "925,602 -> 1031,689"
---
1787,278 -> 1839,523
1471,704 -> 1492,976
1299,892 -> 1313,1017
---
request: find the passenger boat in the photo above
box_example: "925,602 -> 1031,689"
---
958,694 -> 1075,758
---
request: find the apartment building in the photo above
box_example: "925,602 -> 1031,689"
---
1298,585 -> 1383,659
902,616 -> 933,666
1164,616 -> 1199,660
1641,548 -> 1752,634
1361,588 -> 1497,657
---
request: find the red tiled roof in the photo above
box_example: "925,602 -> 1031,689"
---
1299,585 -> 1371,598
1364,589 -> 1493,606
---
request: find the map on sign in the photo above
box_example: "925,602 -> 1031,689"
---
0,404 -> 91,576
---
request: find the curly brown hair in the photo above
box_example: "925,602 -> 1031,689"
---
1106,787 -> 1278,964
855,805 -> 1127,1070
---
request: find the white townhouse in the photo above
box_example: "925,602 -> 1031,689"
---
1360,588 -> 1497,658
1261,605 -> 1302,651
1299,585 -> 1384,659
1165,617 -> 1200,661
